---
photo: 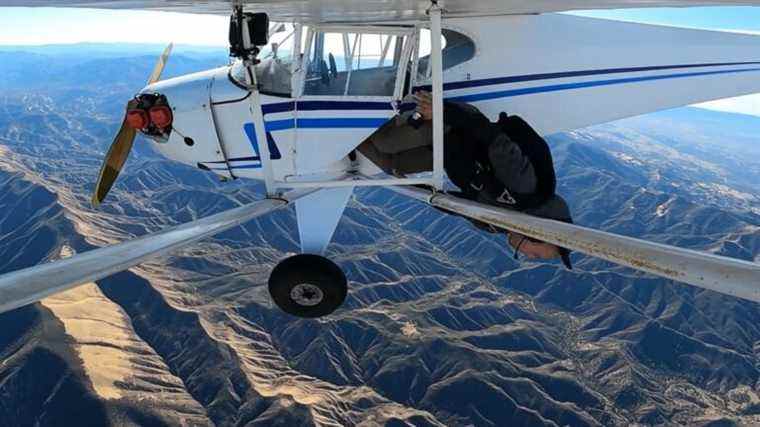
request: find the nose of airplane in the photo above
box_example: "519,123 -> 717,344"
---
124,93 -> 174,138
135,67 -> 236,175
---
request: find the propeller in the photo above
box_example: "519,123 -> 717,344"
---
91,43 -> 173,207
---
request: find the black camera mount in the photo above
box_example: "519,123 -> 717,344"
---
229,6 -> 269,61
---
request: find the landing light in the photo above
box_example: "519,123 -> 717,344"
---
124,94 -> 173,135
149,105 -> 173,130
126,109 -> 149,130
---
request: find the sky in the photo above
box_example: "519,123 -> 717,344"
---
2,6 -> 760,115
0,7 -> 229,46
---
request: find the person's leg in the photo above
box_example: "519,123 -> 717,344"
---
356,141 -> 433,176
357,139 -> 394,174
363,117 -> 432,154
391,146 -> 433,175
357,117 -> 433,175
443,131 -> 481,193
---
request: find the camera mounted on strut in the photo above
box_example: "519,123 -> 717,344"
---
229,6 -> 269,61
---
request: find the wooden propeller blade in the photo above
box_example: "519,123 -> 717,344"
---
91,102 -> 138,207
147,43 -> 173,85
92,43 -> 173,208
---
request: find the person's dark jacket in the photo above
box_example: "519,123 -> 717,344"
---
441,101 -> 574,268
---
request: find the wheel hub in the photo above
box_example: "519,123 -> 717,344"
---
290,283 -> 324,307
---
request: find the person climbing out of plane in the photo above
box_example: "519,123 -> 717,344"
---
357,90 -> 574,267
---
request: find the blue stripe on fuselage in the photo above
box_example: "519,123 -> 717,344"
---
297,118 -> 388,128
261,100 -> 393,115
255,117 -> 389,132
447,66 -> 760,103
266,118 -> 295,131
414,60 -> 760,92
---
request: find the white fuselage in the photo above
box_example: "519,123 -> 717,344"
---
141,14 -> 760,187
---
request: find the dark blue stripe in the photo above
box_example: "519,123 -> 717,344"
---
253,117 -> 389,131
448,67 -> 760,103
200,156 -> 261,164
261,100 -> 392,114
266,119 -> 296,131
296,100 -> 393,111
201,156 -> 261,166
414,60 -> 760,92
200,160 -> 262,170
243,123 -> 282,160
297,118 -> 388,128
262,101 -> 295,114
228,156 -> 260,162
229,164 -> 262,169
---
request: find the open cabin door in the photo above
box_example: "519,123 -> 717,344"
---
292,25 -> 416,177
288,25 -> 415,255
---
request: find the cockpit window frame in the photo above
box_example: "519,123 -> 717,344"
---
296,24 -> 416,101
408,26 -> 477,93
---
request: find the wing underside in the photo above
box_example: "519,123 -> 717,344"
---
0,190 -> 313,315
4,0 -> 760,22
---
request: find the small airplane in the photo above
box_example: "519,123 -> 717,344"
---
1,0 -> 759,318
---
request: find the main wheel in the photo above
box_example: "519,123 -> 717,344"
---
268,254 -> 347,318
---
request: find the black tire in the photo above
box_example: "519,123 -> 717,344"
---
268,254 -> 347,318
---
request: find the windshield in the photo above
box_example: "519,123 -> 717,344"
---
230,23 -> 297,97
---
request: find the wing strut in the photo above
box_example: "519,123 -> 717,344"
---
391,185 -> 760,304
429,1 -> 445,190
0,189 -> 315,315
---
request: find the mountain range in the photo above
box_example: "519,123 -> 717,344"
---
0,44 -> 758,426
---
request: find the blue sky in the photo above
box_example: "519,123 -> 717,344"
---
0,7 -> 229,46
573,6 -> 760,32
2,6 -> 760,115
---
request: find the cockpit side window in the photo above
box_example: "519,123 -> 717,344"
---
416,29 -> 476,82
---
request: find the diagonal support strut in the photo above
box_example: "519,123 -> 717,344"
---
391,185 -> 760,304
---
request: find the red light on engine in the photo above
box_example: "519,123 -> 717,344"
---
149,106 -> 173,129
126,109 -> 149,130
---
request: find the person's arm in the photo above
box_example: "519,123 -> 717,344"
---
413,91 -> 493,146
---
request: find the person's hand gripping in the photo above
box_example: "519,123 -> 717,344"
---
413,90 -> 434,121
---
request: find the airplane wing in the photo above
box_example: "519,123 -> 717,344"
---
0,189 -> 314,315
392,186 -> 760,304
4,0 -> 760,22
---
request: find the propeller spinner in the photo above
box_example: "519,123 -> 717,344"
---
91,43 -> 173,207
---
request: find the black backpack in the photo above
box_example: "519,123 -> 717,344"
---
483,112 -> 557,210
441,103 -> 556,210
